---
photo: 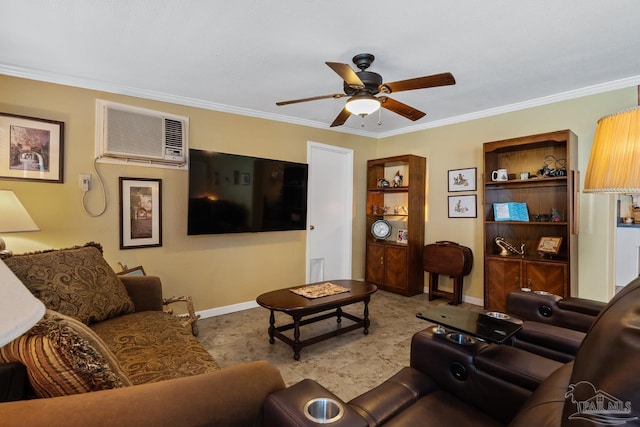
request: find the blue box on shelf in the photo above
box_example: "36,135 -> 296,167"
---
493,202 -> 529,221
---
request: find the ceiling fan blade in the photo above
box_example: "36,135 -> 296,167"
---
330,108 -> 351,127
379,96 -> 426,121
380,72 -> 456,94
276,93 -> 346,106
325,62 -> 365,89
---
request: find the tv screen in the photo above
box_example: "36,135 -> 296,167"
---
188,149 -> 308,235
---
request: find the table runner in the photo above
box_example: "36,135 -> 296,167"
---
290,282 -> 350,299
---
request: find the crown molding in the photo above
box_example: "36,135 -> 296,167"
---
377,75 -> 640,138
2,64 -> 639,140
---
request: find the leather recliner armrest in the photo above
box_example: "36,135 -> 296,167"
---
513,321 -> 585,360
264,379 -> 367,427
409,328 -> 540,423
557,297 -> 605,317
347,367 -> 437,426
474,345 -> 563,391
506,290 -> 596,332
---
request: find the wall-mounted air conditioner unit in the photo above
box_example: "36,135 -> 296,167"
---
96,99 -> 189,170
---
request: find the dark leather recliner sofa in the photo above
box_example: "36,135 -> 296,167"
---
264,277 -> 640,426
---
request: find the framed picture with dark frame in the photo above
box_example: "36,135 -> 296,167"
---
119,178 -> 162,249
448,167 -> 476,192
448,194 -> 477,218
0,112 -> 64,183
117,265 -> 146,276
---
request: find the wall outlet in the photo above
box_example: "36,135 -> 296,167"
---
79,174 -> 90,192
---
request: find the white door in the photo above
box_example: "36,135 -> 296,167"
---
306,142 -> 353,282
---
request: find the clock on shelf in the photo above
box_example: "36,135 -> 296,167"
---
371,219 -> 392,240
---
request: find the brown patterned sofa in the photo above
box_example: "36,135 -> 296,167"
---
0,243 -> 285,426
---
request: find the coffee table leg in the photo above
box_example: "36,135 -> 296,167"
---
363,297 -> 370,335
268,310 -> 275,344
293,314 -> 302,360
336,306 -> 342,324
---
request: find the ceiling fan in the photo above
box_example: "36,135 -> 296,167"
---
276,53 -> 456,127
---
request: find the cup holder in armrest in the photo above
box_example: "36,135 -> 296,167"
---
486,311 -> 510,320
304,398 -> 344,424
446,332 -> 476,345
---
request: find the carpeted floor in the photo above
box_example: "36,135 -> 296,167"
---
197,289 -> 482,401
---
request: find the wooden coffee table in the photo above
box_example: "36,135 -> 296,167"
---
256,280 -> 377,360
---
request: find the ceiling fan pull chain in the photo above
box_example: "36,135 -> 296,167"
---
378,108 -> 382,126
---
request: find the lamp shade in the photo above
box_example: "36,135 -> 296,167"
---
345,94 -> 381,116
0,259 -> 45,347
584,107 -> 640,193
0,190 -> 39,232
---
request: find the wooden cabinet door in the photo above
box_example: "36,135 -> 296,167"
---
365,243 -> 385,285
485,257 -> 522,312
524,260 -> 568,297
385,245 -> 408,289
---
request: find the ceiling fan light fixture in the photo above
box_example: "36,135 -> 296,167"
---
345,94 -> 381,117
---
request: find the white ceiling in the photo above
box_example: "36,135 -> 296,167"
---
2,1 -> 640,138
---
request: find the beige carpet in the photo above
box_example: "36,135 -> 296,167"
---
198,289 -> 482,402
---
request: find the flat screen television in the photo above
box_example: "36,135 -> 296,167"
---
188,149 -> 308,235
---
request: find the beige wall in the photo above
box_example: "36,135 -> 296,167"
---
1,74 -> 634,311
378,87 -> 637,302
0,75 -> 374,312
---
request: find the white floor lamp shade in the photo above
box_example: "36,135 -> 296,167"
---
0,259 -> 45,347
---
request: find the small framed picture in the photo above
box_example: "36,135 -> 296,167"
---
117,265 -> 146,276
448,167 -> 477,192
119,178 -> 162,249
448,195 -> 477,218
537,236 -> 563,254
0,112 -> 64,183
396,229 -> 408,244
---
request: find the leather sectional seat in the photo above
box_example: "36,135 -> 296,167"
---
264,277 -> 640,426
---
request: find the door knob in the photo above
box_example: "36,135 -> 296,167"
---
309,225 -> 315,230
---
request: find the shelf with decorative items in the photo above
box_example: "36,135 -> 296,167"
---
365,154 -> 425,296
482,130 -> 578,312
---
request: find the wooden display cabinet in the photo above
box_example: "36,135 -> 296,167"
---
483,130 -> 578,312
365,155 -> 425,296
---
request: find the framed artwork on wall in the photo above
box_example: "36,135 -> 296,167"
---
119,177 -> 162,249
448,167 -> 476,192
448,195 -> 477,218
0,113 -> 64,183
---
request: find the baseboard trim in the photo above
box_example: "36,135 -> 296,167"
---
197,300 -> 259,319
461,294 -> 484,306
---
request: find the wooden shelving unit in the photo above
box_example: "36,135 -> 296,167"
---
365,155 -> 426,296
483,130 -> 578,312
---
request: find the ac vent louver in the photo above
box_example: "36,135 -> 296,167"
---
96,100 -> 189,170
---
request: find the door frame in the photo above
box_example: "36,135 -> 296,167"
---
306,141 -> 353,282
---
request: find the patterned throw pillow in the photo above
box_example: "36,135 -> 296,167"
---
0,310 -> 132,397
4,243 -> 135,325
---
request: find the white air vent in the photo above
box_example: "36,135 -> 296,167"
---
96,100 -> 189,170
